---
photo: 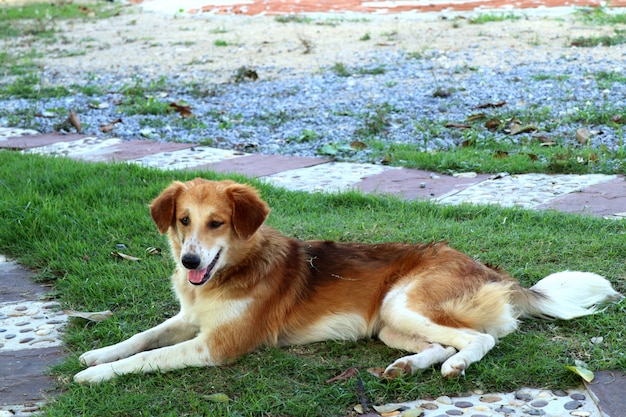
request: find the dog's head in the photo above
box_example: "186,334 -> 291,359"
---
150,178 -> 270,285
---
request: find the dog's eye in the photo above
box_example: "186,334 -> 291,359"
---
208,220 -> 224,229
180,217 -> 190,226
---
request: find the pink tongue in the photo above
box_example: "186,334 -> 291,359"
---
188,268 -> 208,284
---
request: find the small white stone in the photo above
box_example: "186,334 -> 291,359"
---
436,396 -> 452,405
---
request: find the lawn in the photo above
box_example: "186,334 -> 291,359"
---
0,151 -> 624,416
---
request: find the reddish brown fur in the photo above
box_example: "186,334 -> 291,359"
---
149,179 -> 518,363
73,178 -> 618,384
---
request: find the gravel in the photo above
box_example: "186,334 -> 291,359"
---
2,19 -> 625,164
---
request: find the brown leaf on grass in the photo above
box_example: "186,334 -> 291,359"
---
535,134 -> 556,146
576,127 -> 591,144
445,122 -> 471,129
527,153 -> 539,161
509,123 -> 537,135
380,156 -> 393,165
494,150 -> 509,159
350,140 -> 368,150
169,102 -> 193,118
326,367 -> 358,383
611,114 -> 623,124
461,138 -> 476,147
466,113 -> 486,122
111,251 -> 141,262
63,309 -> 113,322
99,118 -> 123,133
68,110 -> 82,133
485,118 -> 502,131
473,101 -> 506,109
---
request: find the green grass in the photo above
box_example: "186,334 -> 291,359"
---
0,1 -> 121,88
331,62 -> 387,77
574,6 -> 626,25
0,151 -> 624,416
570,29 -> 626,47
469,12 -> 522,24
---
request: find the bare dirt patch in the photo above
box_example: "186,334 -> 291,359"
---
8,4 -> 625,83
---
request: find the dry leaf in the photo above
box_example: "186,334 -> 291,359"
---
473,101 -> 506,109
484,118 -> 502,131
445,122 -> 471,129
63,309 -> 113,322
576,127 -> 591,144
169,102 -> 193,118
466,113 -> 486,122
372,404 -> 403,413
67,110 -> 82,133
145,247 -> 162,255
99,118 -> 123,133
527,153 -> 539,161
111,251 -> 141,262
494,150 -> 509,159
509,123 -> 537,135
380,156 -> 393,165
326,367 -> 358,383
350,140 -> 368,150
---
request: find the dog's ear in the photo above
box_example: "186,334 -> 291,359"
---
226,183 -> 270,240
150,181 -> 186,234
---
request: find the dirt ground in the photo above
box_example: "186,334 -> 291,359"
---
5,1 -> 626,83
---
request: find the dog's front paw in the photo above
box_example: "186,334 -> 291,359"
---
74,364 -> 117,384
79,345 -> 125,366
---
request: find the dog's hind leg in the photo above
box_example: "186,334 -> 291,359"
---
379,326 -> 456,378
380,285 -> 503,378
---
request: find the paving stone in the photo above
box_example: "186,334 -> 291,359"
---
437,173 -> 617,208
355,167 -> 490,199
194,153 -> 330,177
536,176 -> 626,218
22,137 -> 125,159
129,146 -> 247,170
263,162 -> 393,192
0,133 -> 88,150
393,388 -> 602,417
66,139 -> 194,162
0,347 -> 65,406
585,370 -> 626,417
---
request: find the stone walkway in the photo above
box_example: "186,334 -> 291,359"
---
2,128 -> 625,218
1,128 -> 625,416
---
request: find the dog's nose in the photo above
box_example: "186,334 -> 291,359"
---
181,254 -> 201,270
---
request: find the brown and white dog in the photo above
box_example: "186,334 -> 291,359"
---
74,178 -> 621,384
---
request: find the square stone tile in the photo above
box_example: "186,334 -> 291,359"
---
263,162 -> 391,193
355,168 -> 490,200
0,133 -> 88,150
195,154 -> 330,177
535,176 -> 626,217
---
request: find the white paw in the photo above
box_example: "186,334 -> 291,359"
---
441,356 -> 466,378
74,364 -> 117,384
79,345 -> 125,366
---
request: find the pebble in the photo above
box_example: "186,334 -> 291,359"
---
479,395 -> 502,403
564,400 -> 583,410
436,396 -> 452,405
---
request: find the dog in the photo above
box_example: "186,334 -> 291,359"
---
74,178 -> 621,384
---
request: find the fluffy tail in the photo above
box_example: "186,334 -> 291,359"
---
514,271 -> 622,320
